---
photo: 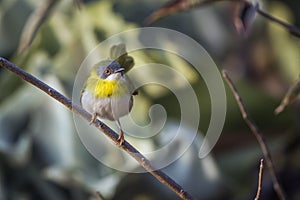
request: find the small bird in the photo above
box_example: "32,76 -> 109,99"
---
80,59 -> 136,145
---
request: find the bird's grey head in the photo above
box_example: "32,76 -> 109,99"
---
95,60 -> 125,79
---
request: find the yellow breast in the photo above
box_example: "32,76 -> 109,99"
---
94,79 -> 119,98
85,71 -> 126,98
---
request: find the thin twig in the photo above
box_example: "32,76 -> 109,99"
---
18,0 -> 59,53
274,77 -> 300,115
146,0 -> 300,38
0,57 -> 197,200
222,70 -> 286,200
240,0 -> 300,38
254,159 -> 264,200
236,0 -> 300,38
257,8 -> 300,38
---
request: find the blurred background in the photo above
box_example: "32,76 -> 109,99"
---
0,0 -> 300,199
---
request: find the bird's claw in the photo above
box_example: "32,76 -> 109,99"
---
89,113 -> 97,124
117,129 -> 124,145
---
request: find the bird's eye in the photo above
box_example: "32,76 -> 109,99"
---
104,69 -> 111,75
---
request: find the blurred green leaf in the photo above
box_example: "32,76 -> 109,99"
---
268,2 -> 300,82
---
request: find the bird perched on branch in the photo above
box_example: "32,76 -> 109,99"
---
80,44 -> 137,145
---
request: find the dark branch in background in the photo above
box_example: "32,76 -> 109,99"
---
0,57 -> 197,200
257,7 -> 300,38
222,70 -> 287,200
254,159 -> 264,200
145,0 -> 300,38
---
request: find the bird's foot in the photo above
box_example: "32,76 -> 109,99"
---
117,129 -> 124,145
89,113 -> 97,125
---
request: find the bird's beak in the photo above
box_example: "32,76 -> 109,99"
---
114,68 -> 125,74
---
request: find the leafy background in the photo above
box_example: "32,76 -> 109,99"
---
0,0 -> 300,199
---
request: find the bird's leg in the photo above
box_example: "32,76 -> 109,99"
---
116,119 -> 124,145
89,113 -> 98,124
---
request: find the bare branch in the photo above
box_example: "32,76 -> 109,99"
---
257,8 -> 300,38
254,159 -> 264,200
0,57 -> 197,200
222,70 -> 286,200
145,0 -> 229,25
145,0 -> 300,38
18,0 -> 58,53
274,77 -> 300,115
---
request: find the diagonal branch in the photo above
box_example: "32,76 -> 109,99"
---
222,70 -> 287,200
18,0 -> 59,53
0,57 -> 197,200
274,77 -> 300,115
256,7 -> 300,38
